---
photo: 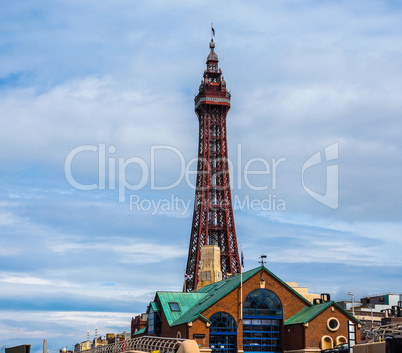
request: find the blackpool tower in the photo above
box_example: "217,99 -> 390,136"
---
185,38 -> 240,292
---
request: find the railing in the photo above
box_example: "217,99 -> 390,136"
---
365,322 -> 402,341
77,337 -> 187,353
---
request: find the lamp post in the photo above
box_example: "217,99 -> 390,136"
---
370,304 -> 374,328
348,292 -> 355,316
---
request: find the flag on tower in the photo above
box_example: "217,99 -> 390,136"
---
211,24 -> 215,37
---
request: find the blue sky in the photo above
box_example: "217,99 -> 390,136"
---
1,0 -> 402,351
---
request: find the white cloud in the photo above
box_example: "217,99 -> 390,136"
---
0,275 -> 53,285
48,240 -> 186,261
1,1 -> 402,351
0,212 -> 18,226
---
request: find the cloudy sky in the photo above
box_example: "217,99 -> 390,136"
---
1,0 -> 402,351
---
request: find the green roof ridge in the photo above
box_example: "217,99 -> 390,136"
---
259,266 -> 313,307
170,268 -> 260,326
170,266 -> 312,327
285,301 -> 362,326
285,301 -> 333,325
156,291 -> 207,326
198,314 -> 211,324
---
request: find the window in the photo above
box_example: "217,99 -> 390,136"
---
210,312 -> 237,333
209,312 -> 237,353
148,307 -> 161,334
327,317 -> 340,332
243,288 -> 283,317
243,289 -> 282,353
169,302 -> 181,312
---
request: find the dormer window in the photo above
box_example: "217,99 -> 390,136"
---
169,302 -> 181,312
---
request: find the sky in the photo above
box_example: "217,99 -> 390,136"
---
1,0 -> 402,351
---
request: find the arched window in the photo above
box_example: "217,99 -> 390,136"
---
243,289 -> 282,353
209,312 -> 237,353
243,288 -> 283,317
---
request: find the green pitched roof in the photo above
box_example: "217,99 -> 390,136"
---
285,301 -> 362,326
150,301 -> 161,312
156,291 -> 206,326
133,327 -> 145,336
285,301 -> 333,325
170,268 -> 259,326
168,266 -> 312,327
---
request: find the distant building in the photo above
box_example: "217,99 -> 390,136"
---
338,293 -> 402,340
131,314 -> 148,338
92,337 -> 106,348
285,282 -> 321,303
74,341 -> 91,352
5,346 -> 30,353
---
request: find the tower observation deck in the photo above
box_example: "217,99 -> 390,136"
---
185,39 -> 240,292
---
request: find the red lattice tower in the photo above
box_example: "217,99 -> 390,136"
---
185,39 -> 240,292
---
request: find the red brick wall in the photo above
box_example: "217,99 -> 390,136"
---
305,305 -> 361,349
189,318 -> 210,347
131,315 -> 147,338
283,324 -> 304,351
160,309 -> 187,339
193,268 -> 310,350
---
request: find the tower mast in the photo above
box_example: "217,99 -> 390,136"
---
185,38 -> 240,291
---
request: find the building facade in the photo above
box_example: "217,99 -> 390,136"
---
134,266 -> 361,353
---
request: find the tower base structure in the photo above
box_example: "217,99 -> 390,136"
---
197,245 -> 223,291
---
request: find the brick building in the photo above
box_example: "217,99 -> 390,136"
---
131,313 -> 148,338
133,266 -> 361,353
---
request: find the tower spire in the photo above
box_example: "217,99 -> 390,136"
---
185,38 -> 240,292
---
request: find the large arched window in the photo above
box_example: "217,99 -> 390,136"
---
209,312 -> 237,353
243,289 -> 283,353
243,288 -> 283,317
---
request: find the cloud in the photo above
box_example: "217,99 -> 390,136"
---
1,1 -> 402,352
0,276 -> 53,286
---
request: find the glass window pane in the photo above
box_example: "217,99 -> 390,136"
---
243,289 -> 282,353
169,302 -> 180,312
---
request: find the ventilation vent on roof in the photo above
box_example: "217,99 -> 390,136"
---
204,286 -> 215,293
321,293 -> 331,302
198,294 -> 214,305
313,298 -> 323,305
214,282 -> 226,290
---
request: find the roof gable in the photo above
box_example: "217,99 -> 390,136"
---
156,291 -> 207,326
285,301 -> 362,326
170,266 -> 312,326
285,301 -> 333,325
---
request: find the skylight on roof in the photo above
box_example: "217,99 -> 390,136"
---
169,302 -> 181,312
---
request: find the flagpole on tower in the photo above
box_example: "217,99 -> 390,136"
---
240,245 -> 244,320
211,23 -> 215,40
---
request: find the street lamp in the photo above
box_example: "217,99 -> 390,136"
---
348,292 -> 355,316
